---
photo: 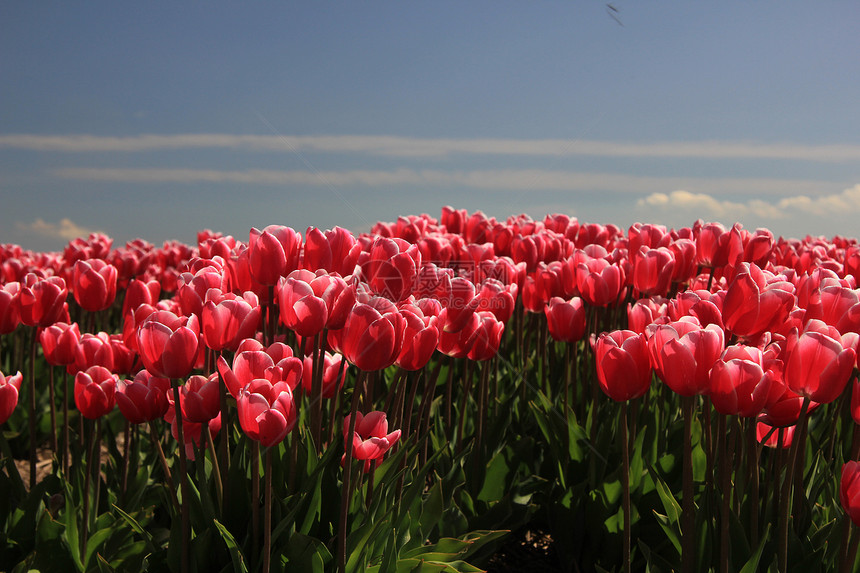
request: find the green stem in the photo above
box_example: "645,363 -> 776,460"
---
621,401 -> 631,573
778,397 -> 810,573
171,378 -> 190,573
339,370 -> 367,573
681,395 -> 696,573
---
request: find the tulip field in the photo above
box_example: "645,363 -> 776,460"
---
3,208 -> 860,573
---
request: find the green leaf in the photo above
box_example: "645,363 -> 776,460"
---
647,463 -> 681,525
63,482 -> 82,569
739,523 -> 770,573
284,532 -> 331,573
652,511 -> 682,557
84,525 -> 116,570
112,504 -> 159,556
213,519 -> 248,573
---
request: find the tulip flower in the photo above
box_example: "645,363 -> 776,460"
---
247,225 -> 302,286
19,274 -> 68,327
332,298 -> 406,372
74,365 -> 117,419
116,370 -> 170,424
237,382 -> 297,447
632,246 -> 675,297
594,330 -> 651,402
179,373 -> 221,424
301,351 -> 347,398
466,311 -> 505,361
756,421 -> 794,448
0,281 -> 21,334
217,340 -> 303,397
474,278 -> 517,324
708,344 -> 774,417
72,259 -> 118,312
0,370 -> 23,424
40,322 -> 81,367
722,263 -> 795,339
783,322 -> 855,404
177,264 -> 228,319
302,226 -> 361,277
277,270 -> 351,337
342,411 -> 401,472
121,278 -> 161,319
361,237 -> 422,303
696,222 -> 743,270
73,332 -> 115,374
396,305 -> 439,371
136,310 -> 201,379
576,257 -> 625,307
648,318 -> 724,397
545,297 -> 587,343
201,291 -> 261,352
841,461 -> 860,527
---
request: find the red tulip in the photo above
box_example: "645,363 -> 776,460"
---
708,344 -> 774,417
756,421 -> 794,448
594,330 -> 651,402
72,258 -> 118,312
474,278 -> 517,324
237,383 -> 297,447
342,411 -> 401,472
632,246 -> 675,297
696,222 -> 743,269
163,405 -> 221,461
783,322 -> 855,404
116,370 -> 170,424
40,322 -> 81,366
396,305 -> 439,371
180,373 -> 221,423
217,340 -> 302,398
177,263 -> 228,318
247,225 -> 302,286
277,270 -> 352,337
841,461 -> 860,526
301,351 -> 347,398
0,282 -> 21,334
136,310 -> 201,379
466,311 -> 505,361
851,377 -> 860,426
362,237 -> 421,303
648,318 -> 724,397
437,276 -> 478,333
576,257 -> 625,307
627,297 -> 668,335
0,370 -> 23,424
333,298 -> 405,371
18,274 -> 68,327
302,226 -> 361,277
545,297 -> 587,343
722,263 -> 795,339
201,291 -> 261,352
73,332 -> 115,374
74,365 -> 117,419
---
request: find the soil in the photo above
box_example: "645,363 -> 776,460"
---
484,526 -> 565,572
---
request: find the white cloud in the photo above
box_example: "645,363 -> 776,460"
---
637,184 -> 860,222
15,217 -> 102,241
3,133 -> 860,162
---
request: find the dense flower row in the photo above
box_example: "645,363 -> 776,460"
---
2,207 -> 860,571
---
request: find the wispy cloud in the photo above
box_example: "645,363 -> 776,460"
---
53,166 -> 840,197
637,184 -> 860,221
15,217 -> 102,241
4,133 -> 860,162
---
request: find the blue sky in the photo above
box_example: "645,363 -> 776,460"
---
2,1 -> 859,252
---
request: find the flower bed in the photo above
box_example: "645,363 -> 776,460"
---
1,209 -> 859,572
